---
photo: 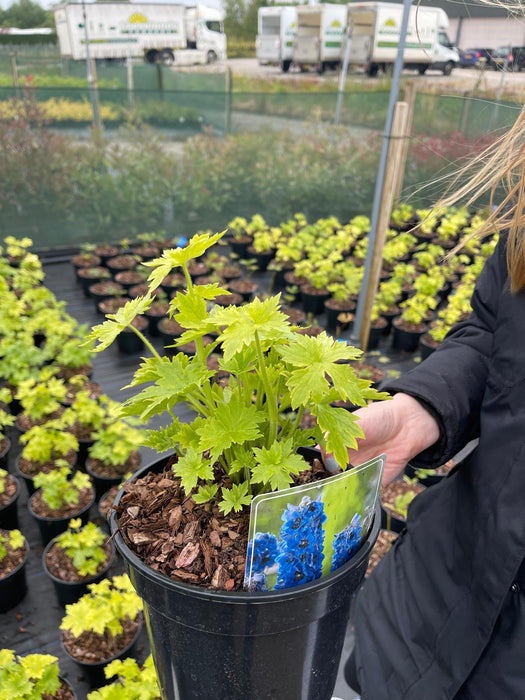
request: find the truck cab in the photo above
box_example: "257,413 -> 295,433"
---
184,5 -> 226,63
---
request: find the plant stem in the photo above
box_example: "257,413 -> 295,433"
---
127,325 -> 161,361
254,330 -> 278,447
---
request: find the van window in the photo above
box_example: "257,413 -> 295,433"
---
205,20 -> 222,33
438,31 -> 452,48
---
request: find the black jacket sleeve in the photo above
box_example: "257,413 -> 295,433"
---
381,237 -> 507,467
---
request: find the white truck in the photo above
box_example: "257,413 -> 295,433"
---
293,3 -> 347,73
256,6 -> 297,73
53,2 -> 226,65
345,2 -> 459,76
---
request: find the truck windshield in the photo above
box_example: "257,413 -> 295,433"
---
438,31 -> 453,48
205,20 -> 223,33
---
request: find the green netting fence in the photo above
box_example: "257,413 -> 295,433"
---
0,54 -> 522,251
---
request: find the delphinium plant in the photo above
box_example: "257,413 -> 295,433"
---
87,231 -> 389,589
87,656 -> 160,700
0,650 -> 67,700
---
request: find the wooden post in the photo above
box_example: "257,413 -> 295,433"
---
126,55 -> 134,108
391,81 -> 416,206
225,66 -> 232,134
10,53 -> 20,98
359,101 -> 409,351
89,58 -> 102,131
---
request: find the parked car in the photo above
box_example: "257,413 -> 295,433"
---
493,46 -> 525,71
459,47 -> 495,68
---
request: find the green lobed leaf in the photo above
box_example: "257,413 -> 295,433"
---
313,403 -> 364,470
219,481 -> 252,515
251,438 -> 308,492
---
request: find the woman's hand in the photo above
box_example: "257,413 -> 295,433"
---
337,393 -> 441,485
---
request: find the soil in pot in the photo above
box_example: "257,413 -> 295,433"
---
213,292 -> 243,307
114,270 -> 145,291
97,297 -> 129,316
16,407 -> 65,434
229,236 -> 253,259
114,457 -> 335,591
106,255 -> 138,275
94,245 -> 119,266
62,614 -> 142,688
98,485 -> 120,522
88,281 -> 125,308
347,361 -> 386,389
158,317 -> 184,350
86,451 -> 141,500
178,335 -> 214,357
160,273 -> 185,296
62,380 -> 102,407
228,278 -> 258,303
55,363 -> 94,382
128,282 -> 150,298
281,306 -> 306,326
366,528 -> 398,577
28,486 -> 95,545
187,260 -> 210,280
0,529 -> 29,612
43,537 -> 115,607
72,253 -> 101,275
296,325 -> 325,338
0,472 -> 20,530
380,479 -> 425,533
77,267 -> 111,297
221,264 -> 242,282
131,245 -> 160,261
15,449 -> 77,495
144,301 -> 170,336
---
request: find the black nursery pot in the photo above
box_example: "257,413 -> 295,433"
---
110,458 -> 380,700
28,490 -> 95,546
116,324 -> 147,355
0,541 -> 29,613
0,474 -> 20,530
0,435 -> 11,470
62,618 -> 143,688
392,321 -> 427,353
43,538 -> 116,607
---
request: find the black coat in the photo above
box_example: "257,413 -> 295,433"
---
352,238 -> 525,699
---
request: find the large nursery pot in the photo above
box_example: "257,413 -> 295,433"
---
110,458 -> 380,700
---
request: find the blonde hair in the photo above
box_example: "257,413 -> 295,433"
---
440,105 -> 525,292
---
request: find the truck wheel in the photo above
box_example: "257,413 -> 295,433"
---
207,50 -> 217,64
160,49 -> 174,66
442,61 -> 454,76
281,60 -> 291,73
145,50 -> 159,63
417,64 -> 428,74
366,63 -> 378,77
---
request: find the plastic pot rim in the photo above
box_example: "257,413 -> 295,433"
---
110,457 -> 380,604
0,537 -> 30,582
42,537 -> 116,587
28,488 -> 96,524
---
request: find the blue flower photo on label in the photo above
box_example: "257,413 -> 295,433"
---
331,513 -> 363,572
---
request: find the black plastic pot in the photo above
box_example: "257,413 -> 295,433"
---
324,299 -> 355,332
392,320 -> 427,353
28,489 -> 95,546
0,474 -> 20,530
62,617 -> 143,688
110,459 -> 380,700
14,453 -> 78,498
43,538 -> 116,607
247,247 -> 275,272
300,286 -> 331,316
86,457 -> 139,501
419,333 -> 439,360
229,238 -> 252,259
0,435 -> 11,470
0,539 -> 28,613
116,327 -> 146,355
367,319 -> 388,350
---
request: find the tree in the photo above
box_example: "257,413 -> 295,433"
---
1,0 -> 52,28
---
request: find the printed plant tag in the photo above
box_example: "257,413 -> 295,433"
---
244,453 -> 385,591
